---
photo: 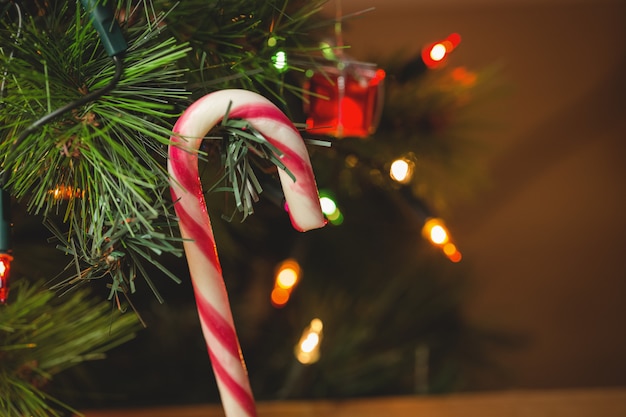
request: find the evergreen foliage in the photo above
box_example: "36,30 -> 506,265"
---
0,279 -> 141,416
0,0 -> 503,411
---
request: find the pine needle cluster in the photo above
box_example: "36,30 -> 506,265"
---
0,279 -> 141,417
0,0 -> 326,301
0,2 -> 329,409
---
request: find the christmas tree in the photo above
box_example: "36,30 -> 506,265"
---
0,0 -> 501,415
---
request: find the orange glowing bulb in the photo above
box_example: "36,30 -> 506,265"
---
276,268 -> 298,289
274,259 -> 301,289
430,225 -> 448,245
271,259 -> 302,308
443,243 -> 462,263
271,287 -> 291,307
422,218 -> 450,246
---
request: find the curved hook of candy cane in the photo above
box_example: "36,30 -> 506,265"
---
169,89 -> 326,232
167,89 -> 325,417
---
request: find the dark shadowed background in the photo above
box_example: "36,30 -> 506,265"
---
329,0 -> 626,391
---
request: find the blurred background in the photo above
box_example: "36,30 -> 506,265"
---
331,0 -> 626,391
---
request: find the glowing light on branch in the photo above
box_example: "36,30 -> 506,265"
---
422,218 -> 462,263
271,258 -> 302,308
275,259 -> 301,289
319,193 -> 343,225
319,197 -> 337,216
295,318 -> 324,365
422,33 -> 462,69
48,184 -> 85,200
390,157 -> 415,184
272,50 -> 288,72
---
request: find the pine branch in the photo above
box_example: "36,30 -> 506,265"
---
159,0 -> 329,98
0,279 -> 141,416
1,0 -> 189,299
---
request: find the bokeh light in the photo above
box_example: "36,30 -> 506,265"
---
271,259 -> 302,308
389,157 -> 415,183
319,193 -> 344,225
295,318 -> 324,365
272,50 -> 287,72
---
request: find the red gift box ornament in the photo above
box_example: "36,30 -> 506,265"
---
304,61 -> 386,139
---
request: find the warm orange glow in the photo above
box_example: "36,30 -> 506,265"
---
276,268 -> 298,289
271,287 -> 291,308
422,218 -> 450,246
430,225 -> 448,244
422,33 -> 462,69
451,67 -> 477,86
422,218 -> 461,262
48,185 -> 84,200
275,259 -> 301,290
443,243 -> 463,263
449,251 -> 462,263
271,259 -> 302,307
442,242 -> 457,256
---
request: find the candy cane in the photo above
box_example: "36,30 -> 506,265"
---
168,89 -> 325,417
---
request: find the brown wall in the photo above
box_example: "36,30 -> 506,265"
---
326,0 -> 626,391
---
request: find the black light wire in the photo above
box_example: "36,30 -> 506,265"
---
1,55 -> 124,186
1,0 -> 126,187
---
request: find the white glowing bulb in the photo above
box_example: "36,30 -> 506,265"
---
319,196 -> 337,215
390,158 -> 414,183
300,333 -> 320,353
295,318 -> 324,365
430,43 -> 447,62
430,225 -> 448,245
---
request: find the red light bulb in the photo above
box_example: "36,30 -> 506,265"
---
421,33 -> 462,69
0,253 -> 13,304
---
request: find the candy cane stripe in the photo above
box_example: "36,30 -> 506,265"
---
168,89 -> 325,417
196,293 -> 241,359
208,348 -> 257,417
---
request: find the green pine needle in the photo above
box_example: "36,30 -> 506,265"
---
0,0 -> 331,306
1,0 -> 190,302
201,113 -> 296,222
0,279 -> 141,417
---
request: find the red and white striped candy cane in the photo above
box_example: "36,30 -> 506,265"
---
168,89 -> 325,417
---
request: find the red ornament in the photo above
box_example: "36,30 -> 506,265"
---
304,61 -> 386,139
0,188 -> 11,304
0,253 -> 12,304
